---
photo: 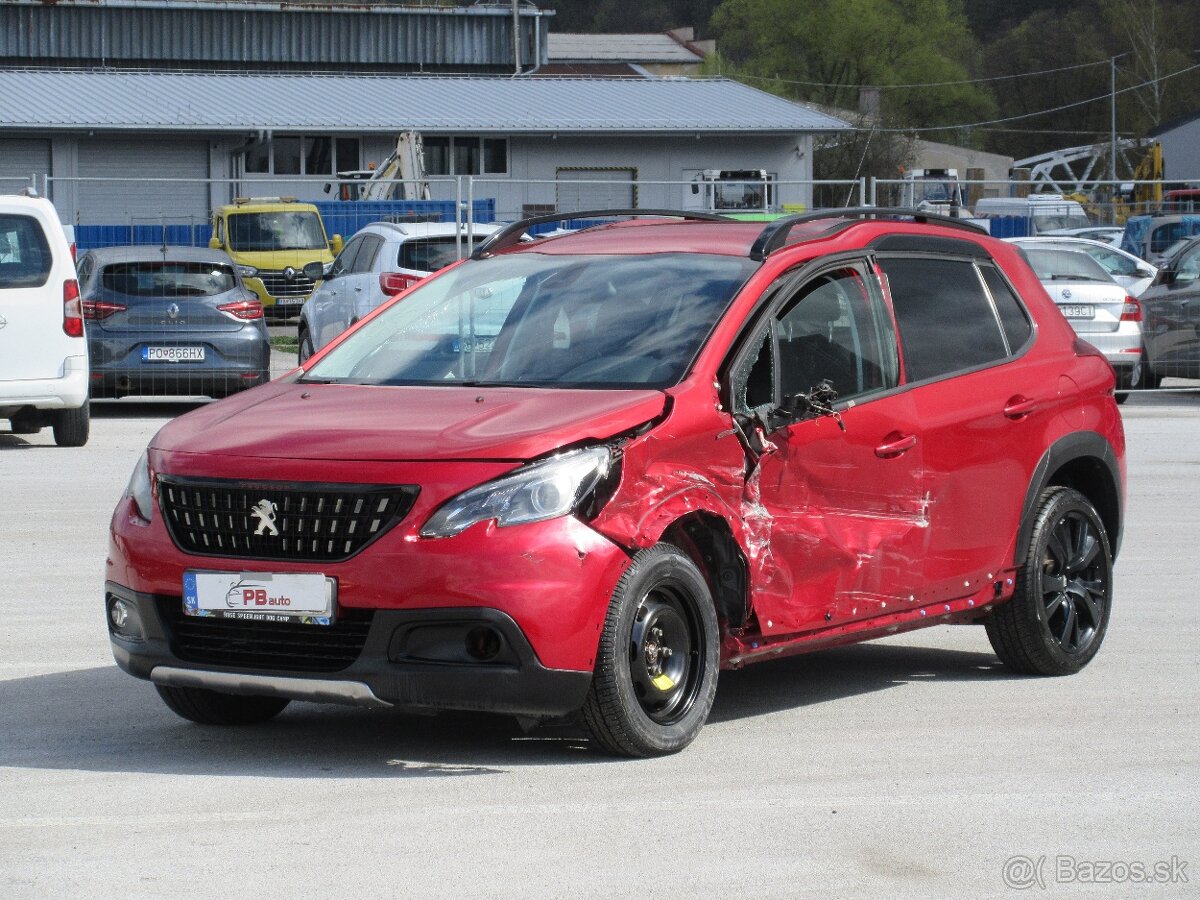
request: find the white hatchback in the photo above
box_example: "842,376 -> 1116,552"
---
0,193 -> 90,445
298,221 -> 502,361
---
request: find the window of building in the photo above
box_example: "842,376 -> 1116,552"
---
423,137 -> 508,176
239,136 -> 361,176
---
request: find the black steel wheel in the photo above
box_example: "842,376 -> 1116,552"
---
986,487 -> 1113,675
582,544 -> 719,757
156,685 -> 290,725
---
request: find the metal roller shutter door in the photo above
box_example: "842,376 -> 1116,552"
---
0,139 -> 51,192
77,139 -> 209,225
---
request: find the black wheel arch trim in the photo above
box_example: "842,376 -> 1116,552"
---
1018,431 -> 1123,565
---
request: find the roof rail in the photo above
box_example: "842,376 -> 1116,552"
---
470,208 -> 730,260
749,207 -> 988,261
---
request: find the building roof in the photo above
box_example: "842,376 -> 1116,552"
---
548,34 -> 703,64
0,70 -> 850,135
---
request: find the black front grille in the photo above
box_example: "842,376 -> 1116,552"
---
159,476 -> 418,562
160,599 -> 373,672
258,271 -> 315,297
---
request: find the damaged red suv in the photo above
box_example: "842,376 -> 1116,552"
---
106,209 -> 1125,757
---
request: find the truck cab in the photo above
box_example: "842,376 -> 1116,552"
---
210,198 -> 342,316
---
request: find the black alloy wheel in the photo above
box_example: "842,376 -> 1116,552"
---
986,487 -> 1113,675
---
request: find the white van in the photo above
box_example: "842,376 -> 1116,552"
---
0,193 -> 90,446
974,195 -> 1091,235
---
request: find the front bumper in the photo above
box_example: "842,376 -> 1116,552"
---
107,583 -> 593,718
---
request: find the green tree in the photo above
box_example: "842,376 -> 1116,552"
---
709,0 -> 995,134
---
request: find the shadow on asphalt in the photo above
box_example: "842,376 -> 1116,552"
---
1,640 -> 1014,777
90,399 -> 208,419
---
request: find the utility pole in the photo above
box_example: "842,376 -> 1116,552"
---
1109,56 -> 1117,186
513,0 -> 522,75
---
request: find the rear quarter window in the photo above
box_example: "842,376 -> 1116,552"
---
399,237 -> 463,273
0,215 -> 51,289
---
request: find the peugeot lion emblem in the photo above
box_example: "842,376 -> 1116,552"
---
250,499 -> 279,536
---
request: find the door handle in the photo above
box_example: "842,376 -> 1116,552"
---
875,433 -> 917,458
1004,396 -> 1038,419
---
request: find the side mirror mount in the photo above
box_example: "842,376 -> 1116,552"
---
330,234 -> 344,254
208,237 -> 221,250
302,261 -> 326,281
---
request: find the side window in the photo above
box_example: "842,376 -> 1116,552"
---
878,257 -> 1009,383
979,265 -> 1033,352
730,264 -> 897,415
1175,244 -> 1200,284
329,237 -> 362,278
76,254 -> 93,283
776,267 -> 897,402
352,235 -> 383,274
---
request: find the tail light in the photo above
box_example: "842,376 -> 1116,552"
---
217,299 -> 264,320
379,272 -> 422,294
63,279 -> 84,337
1120,296 -> 1142,322
82,299 -> 128,320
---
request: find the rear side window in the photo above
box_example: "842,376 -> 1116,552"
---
399,237 -> 464,273
979,265 -> 1033,352
0,214 -> 51,288
878,257 -> 1009,383
100,262 -> 237,298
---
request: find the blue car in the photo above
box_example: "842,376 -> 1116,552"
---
76,246 -> 271,398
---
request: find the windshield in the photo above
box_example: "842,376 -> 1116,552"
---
228,211 -> 327,252
305,252 -> 756,389
1033,210 -> 1090,232
100,261 -> 237,297
1024,249 -> 1113,282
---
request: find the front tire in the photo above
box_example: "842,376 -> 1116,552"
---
52,401 -> 89,447
298,327 -> 315,364
986,487 -> 1113,675
156,685 -> 290,725
582,544 -> 719,757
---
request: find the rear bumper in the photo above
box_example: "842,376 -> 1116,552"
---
106,583 -> 593,719
0,354 -> 88,410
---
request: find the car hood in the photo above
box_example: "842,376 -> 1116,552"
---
150,381 -> 667,462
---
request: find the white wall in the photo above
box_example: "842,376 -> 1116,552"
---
1157,118 -> 1200,182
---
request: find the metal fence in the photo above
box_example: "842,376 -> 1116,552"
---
15,172 -> 1200,396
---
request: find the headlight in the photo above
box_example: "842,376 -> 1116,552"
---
236,264 -> 259,279
126,451 -> 154,522
421,446 -> 613,538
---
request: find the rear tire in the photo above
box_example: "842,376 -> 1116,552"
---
52,401 -> 89,447
986,487 -> 1112,676
582,544 -> 719,757
156,685 -> 290,725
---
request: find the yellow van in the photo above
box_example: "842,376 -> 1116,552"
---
210,198 -> 342,316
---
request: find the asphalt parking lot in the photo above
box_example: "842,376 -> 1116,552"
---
1,391 -> 1197,898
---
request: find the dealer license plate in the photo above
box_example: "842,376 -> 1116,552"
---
183,571 -> 335,625
1060,304 -> 1095,319
143,346 -> 205,362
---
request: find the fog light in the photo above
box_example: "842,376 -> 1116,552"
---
465,626 -> 503,662
106,595 -> 144,641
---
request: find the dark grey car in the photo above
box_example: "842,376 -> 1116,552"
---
1139,235 -> 1200,386
77,246 -> 271,398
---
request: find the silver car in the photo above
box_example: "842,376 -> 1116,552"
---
1019,246 -> 1144,398
298,221 -> 502,361
1009,236 -> 1157,297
